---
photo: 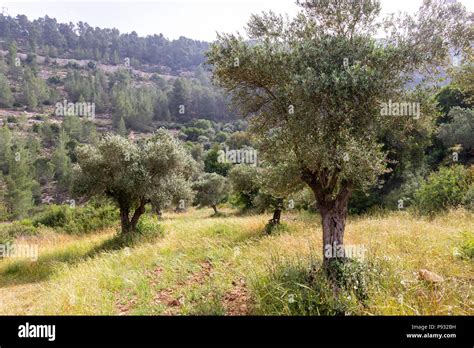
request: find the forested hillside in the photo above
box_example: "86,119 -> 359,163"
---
0,14 -> 209,72
0,13 -> 246,216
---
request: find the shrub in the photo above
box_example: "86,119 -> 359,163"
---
136,215 -> 163,237
0,228 -> 12,246
457,231 -> 474,260
32,205 -> 72,229
0,221 -> 37,245
113,215 -> 164,247
32,203 -> 118,234
413,165 -> 473,215
463,184 -> 474,211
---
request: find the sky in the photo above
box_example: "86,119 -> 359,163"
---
1,0 -> 473,42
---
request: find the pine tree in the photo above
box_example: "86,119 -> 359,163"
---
8,41 -> 18,67
52,130 -> 72,191
5,145 -> 36,219
0,124 -> 13,174
0,71 -> 13,108
169,78 -> 190,122
0,174 -> 8,220
117,117 -> 127,137
112,50 -> 120,65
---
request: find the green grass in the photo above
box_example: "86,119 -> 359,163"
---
0,208 -> 472,315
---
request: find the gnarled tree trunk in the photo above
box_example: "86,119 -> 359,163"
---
301,168 -> 352,266
119,199 -> 147,234
316,186 -> 352,266
272,208 -> 282,224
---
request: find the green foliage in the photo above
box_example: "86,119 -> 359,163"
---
463,184 -> 474,211
33,205 -> 72,229
457,231 -> 474,260
0,70 -> 13,107
348,189 -> 380,215
435,85 -> 470,120
117,117 -> 127,137
204,146 -> 231,176
20,67 -> 51,110
450,63 -> 474,105
73,130 -> 196,233
207,0 -> 472,262
183,127 -> 206,142
62,115 -> 98,145
189,119 -> 212,130
0,16 -> 210,72
0,220 -> 37,243
252,255 -> 392,315
438,107 -> 474,151
381,170 -> 425,211
110,73 -> 156,131
0,227 -> 11,246
228,164 -> 260,210
193,173 -> 230,212
413,165 -> 473,215
52,130 -> 73,191
4,146 -> 37,219
208,2 -> 453,200
32,203 -> 118,234
225,131 -> 253,149
135,215 -> 164,237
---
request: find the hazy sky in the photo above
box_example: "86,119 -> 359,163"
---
2,0 -> 473,41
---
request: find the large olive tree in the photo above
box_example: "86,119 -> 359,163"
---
73,130 -> 196,233
207,0 -> 472,264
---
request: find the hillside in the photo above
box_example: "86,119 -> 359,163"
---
0,0 -> 472,328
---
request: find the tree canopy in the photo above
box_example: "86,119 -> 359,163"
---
73,130 -> 196,233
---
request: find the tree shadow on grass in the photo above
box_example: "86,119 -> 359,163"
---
0,231 -> 160,287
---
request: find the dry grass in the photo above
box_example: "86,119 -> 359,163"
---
0,208 -> 472,315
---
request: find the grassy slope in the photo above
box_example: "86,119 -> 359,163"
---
0,208 -> 472,315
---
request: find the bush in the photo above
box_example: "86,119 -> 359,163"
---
112,215 -> 164,247
457,231 -> 474,260
413,165 -> 473,215
0,221 -> 38,245
32,205 -> 72,229
32,203 -> 118,234
463,184 -> 474,211
136,215 -> 164,237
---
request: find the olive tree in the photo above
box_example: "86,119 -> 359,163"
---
228,162 -> 303,227
193,173 -> 230,214
73,130 -> 195,233
207,0 -> 472,264
227,164 -> 260,210
257,160 -> 305,227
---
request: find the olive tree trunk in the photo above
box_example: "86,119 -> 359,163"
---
316,186 -> 352,265
119,200 -> 147,234
272,208 -> 282,224
301,166 -> 352,266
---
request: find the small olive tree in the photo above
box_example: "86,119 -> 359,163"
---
207,0 -> 472,264
228,162 -> 303,227
73,130 -> 196,233
257,160 -> 305,227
